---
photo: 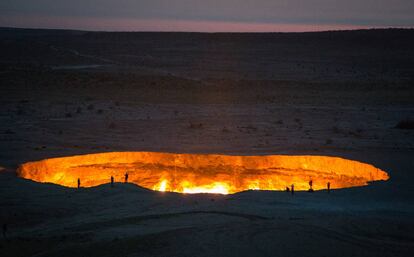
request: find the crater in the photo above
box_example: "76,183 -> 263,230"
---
17,152 -> 389,194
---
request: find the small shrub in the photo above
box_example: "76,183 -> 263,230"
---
4,129 -> 14,134
348,130 -> 362,138
189,122 -> 203,129
17,108 -> 25,115
108,122 -> 117,129
396,120 -> 414,130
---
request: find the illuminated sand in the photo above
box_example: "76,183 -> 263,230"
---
17,152 -> 389,194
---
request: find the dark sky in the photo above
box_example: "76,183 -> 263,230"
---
1,0 -> 413,32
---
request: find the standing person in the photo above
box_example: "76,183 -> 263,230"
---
327,182 -> 331,193
125,172 -> 128,183
308,179 -> 314,192
291,184 -> 294,195
111,176 -> 114,187
77,178 -> 80,189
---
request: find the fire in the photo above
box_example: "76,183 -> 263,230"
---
152,179 -> 230,194
17,152 -> 389,194
154,179 -> 168,192
182,182 -> 230,194
247,180 -> 260,190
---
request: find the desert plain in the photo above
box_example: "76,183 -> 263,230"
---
0,28 -> 414,256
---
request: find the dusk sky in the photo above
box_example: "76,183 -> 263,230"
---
1,0 -> 413,32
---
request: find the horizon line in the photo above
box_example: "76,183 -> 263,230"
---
2,25 -> 413,34
1,15 -> 413,33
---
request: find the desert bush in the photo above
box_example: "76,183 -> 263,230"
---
16,108 -> 25,115
189,122 -> 203,129
396,120 -> 414,129
348,130 -> 362,138
332,126 -> 340,134
222,127 -> 230,133
108,122 -> 117,129
4,129 -> 14,134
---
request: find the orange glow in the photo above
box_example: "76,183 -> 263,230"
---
17,152 -> 389,194
154,179 -> 168,192
181,182 -> 230,194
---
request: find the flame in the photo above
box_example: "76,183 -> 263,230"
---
16,152 -> 389,194
154,179 -> 168,192
153,179 -> 230,194
181,182 -> 230,194
247,180 -> 260,190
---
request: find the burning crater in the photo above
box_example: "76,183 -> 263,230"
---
17,152 -> 389,194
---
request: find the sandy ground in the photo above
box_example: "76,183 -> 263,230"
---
0,28 -> 414,256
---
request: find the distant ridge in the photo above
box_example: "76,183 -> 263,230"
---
0,26 -> 413,35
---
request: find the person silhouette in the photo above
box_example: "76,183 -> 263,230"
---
327,182 -> 331,193
125,172 -> 128,183
77,178 -> 80,189
291,184 -> 294,195
111,176 -> 114,187
308,179 -> 314,192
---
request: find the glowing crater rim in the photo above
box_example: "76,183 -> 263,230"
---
17,152 -> 389,194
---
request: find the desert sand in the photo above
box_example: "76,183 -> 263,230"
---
0,28 -> 413,256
